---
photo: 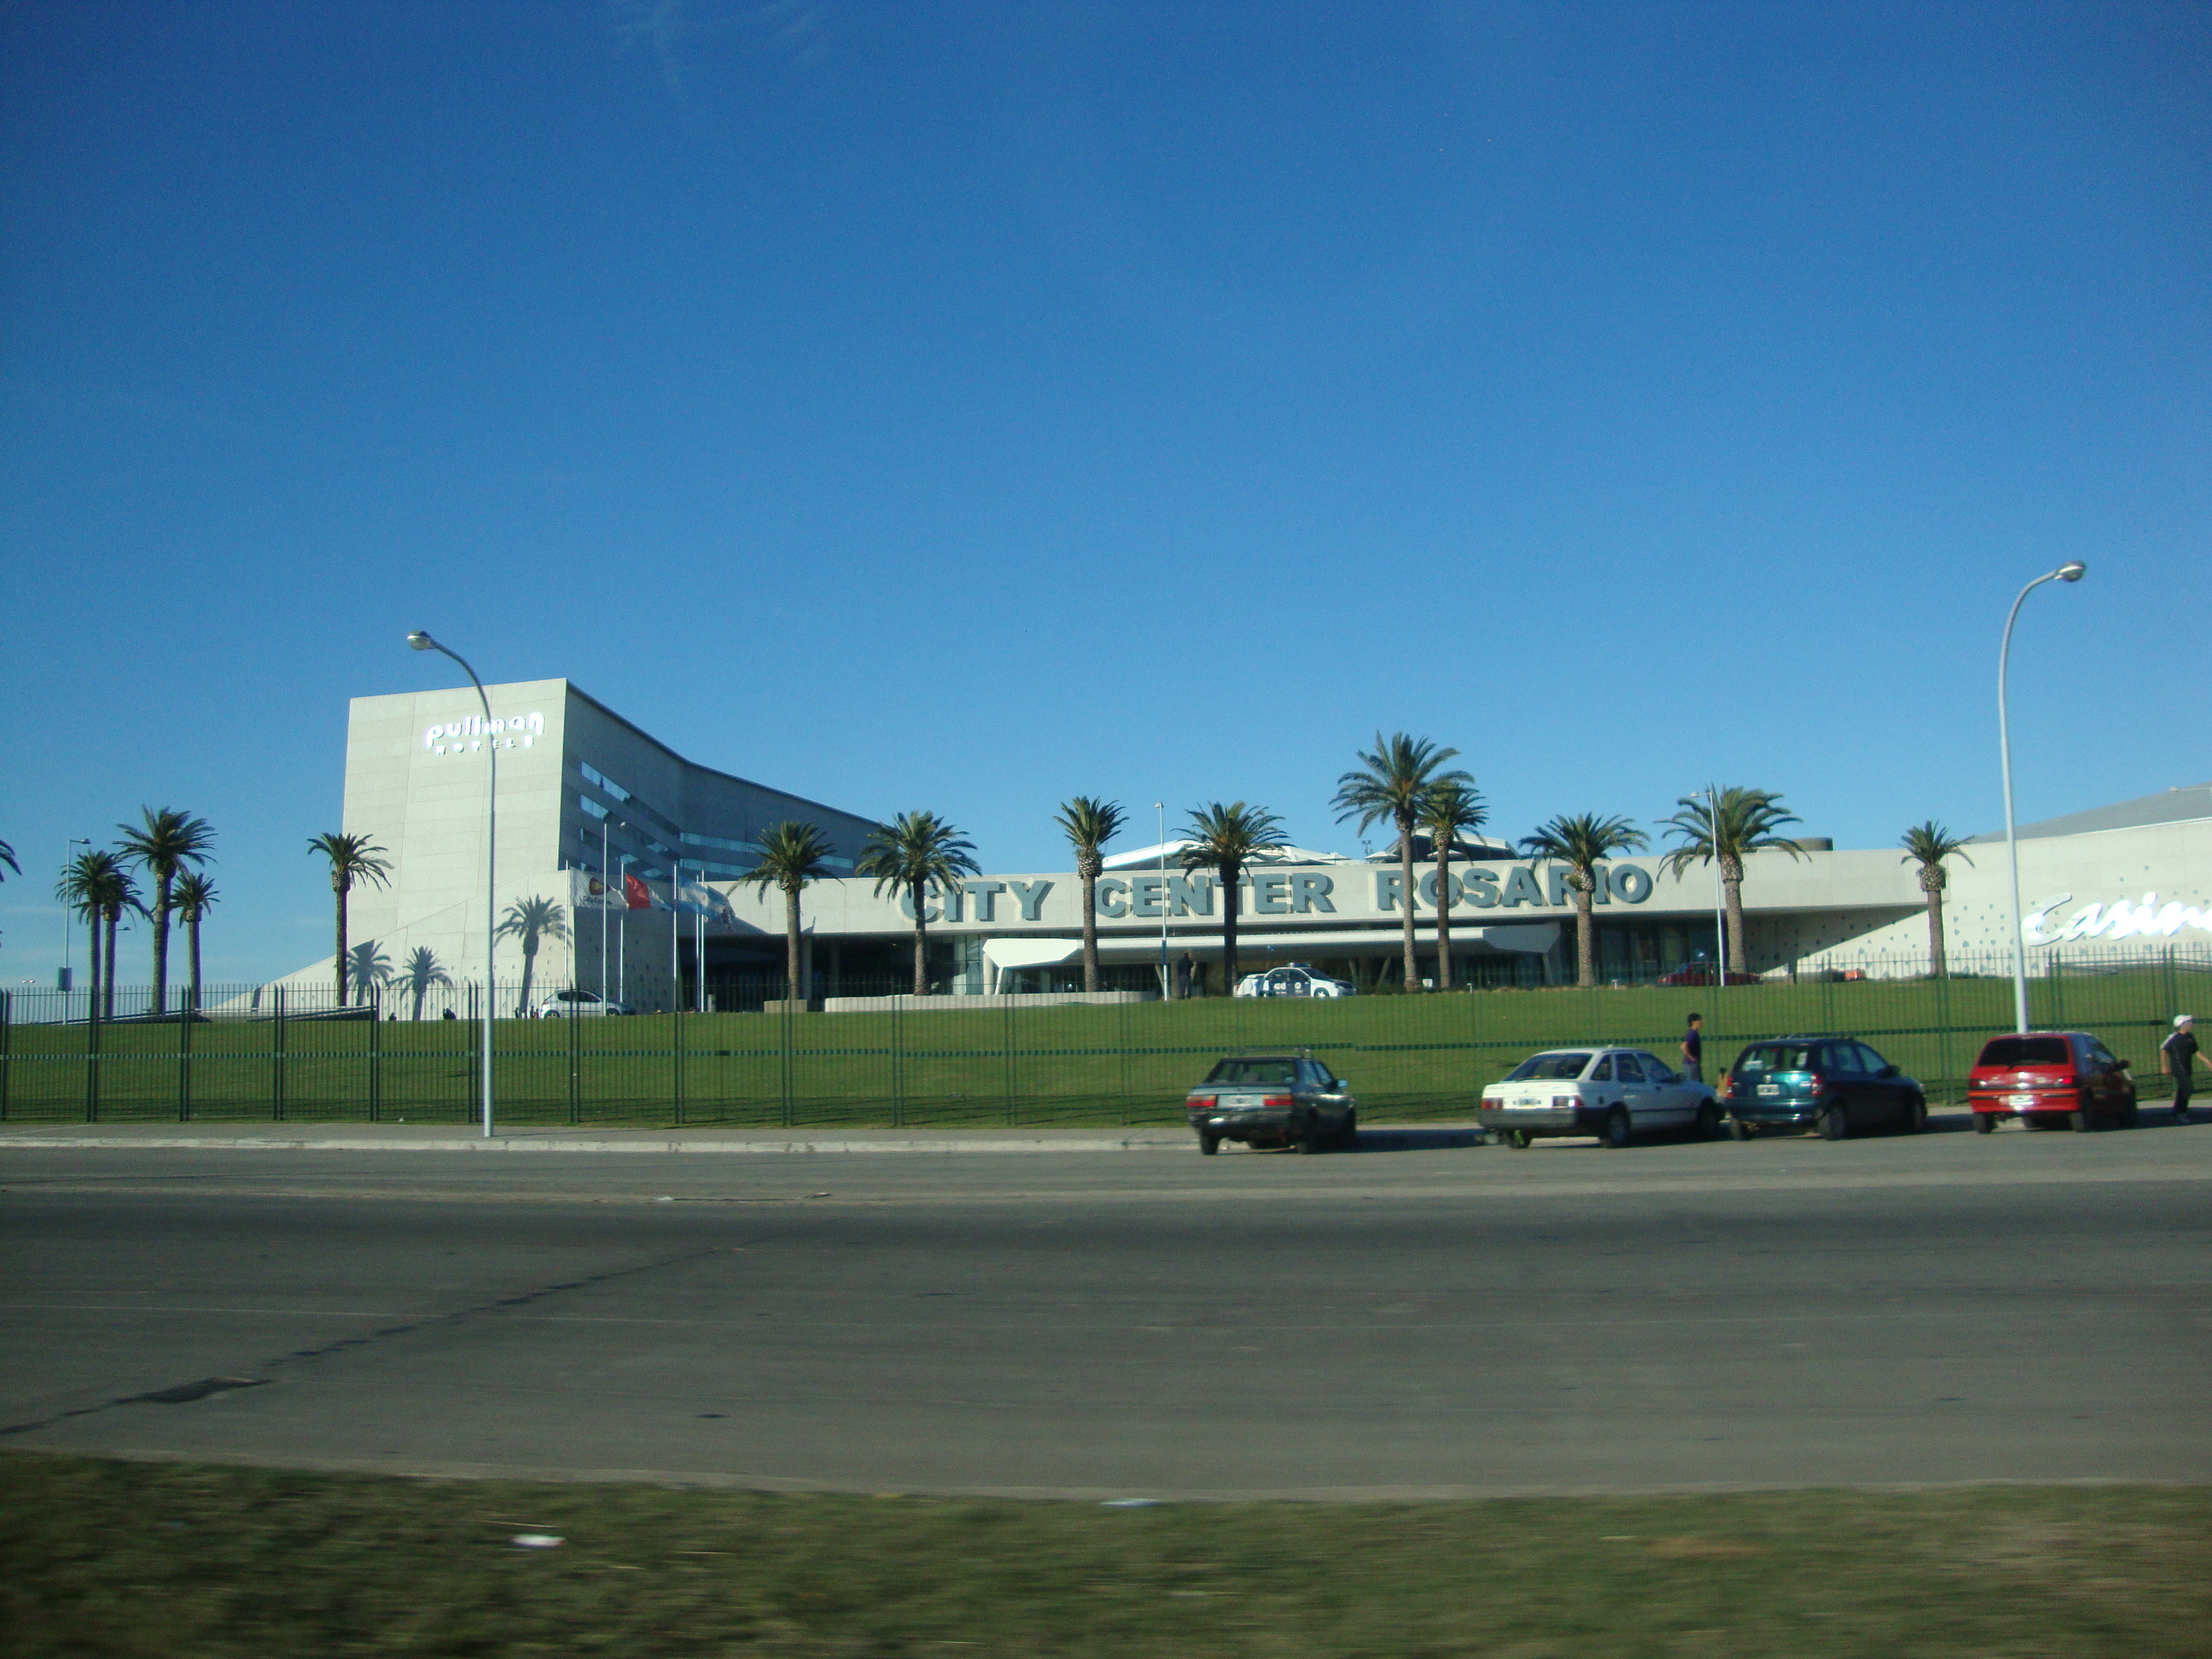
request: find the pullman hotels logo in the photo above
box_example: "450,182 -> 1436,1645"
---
422,710 -> 544,756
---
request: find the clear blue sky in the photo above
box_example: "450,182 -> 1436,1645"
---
3,1 -> 2205,986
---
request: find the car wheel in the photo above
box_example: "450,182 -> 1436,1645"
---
1198,1132 -> 1220,1155
1505,1128 -> 1533,1150
2069,1106 -> 2099,1133
1298,1119 -> 1327,1155
1602,1107 -> 1632,1149
1727,1117 -> 1752,1141
1818,1105 -> 1849,1140
2120,1095 -> 2140,1129
1974,1112 -> 1996,1134
1899,1095 -> 1926,1135
1692,1101 -> 1720,1141
1336,1110 -> 1359,1151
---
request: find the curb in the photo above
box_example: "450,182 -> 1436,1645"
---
0,1134 -> 1206,1156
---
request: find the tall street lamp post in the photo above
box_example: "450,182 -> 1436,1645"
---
406,631 -> 498,1138
1155,802 -> 1170,999
61,836 -> 88,993
1998,561 -> 2087,1034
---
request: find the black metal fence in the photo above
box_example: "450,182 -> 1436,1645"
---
3,948 -> 2204,1128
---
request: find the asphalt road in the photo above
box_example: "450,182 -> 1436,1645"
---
4,1118 -> 2209,1499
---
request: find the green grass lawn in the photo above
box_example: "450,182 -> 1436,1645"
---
4,963 -> 2200,1128
3,1454 -> 2206,1656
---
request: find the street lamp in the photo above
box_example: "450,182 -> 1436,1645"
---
406,630 -> 498,1138
1155,802 -> 1170,999
61,836 -> 88,993
1998,561 -> 2087,1034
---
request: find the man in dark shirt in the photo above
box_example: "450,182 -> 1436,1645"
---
1680,1014 -> 1705,1083
2163,1015 -> 2199,1123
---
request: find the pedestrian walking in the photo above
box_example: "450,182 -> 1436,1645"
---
1680,1013 -> 1704,1083
2162,1015 -> 2198,1123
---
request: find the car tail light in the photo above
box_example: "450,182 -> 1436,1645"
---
1552,1095 -> 1575,1109
1187,1093 -> 1215,1107
1262,1094 -> 1294,1107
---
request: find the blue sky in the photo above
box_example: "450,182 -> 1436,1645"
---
3,1 -> 2206,986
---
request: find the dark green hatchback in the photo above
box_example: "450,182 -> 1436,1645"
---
1722,1034 -> 1927,1139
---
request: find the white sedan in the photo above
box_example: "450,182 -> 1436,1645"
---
1477,1046 -> 1720,1149
533,990 -> 632,1017
1234,963 -> 1357,998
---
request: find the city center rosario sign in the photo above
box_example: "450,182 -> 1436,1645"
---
899,863 -> 1660,922
422,710 -> 544,755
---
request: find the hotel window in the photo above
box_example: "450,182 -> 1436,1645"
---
580,796 -> 608,820
579,762 -> 632,802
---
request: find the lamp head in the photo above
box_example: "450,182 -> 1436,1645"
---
2056,561 -> 2087,583
406,631 -> 435,650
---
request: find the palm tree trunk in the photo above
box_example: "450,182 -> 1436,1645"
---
1220,865 -> 1241,993
150,876 -> 172,1016
785,885 -> 804,1001
1925,889 -> 1947,977
1434,851 -> 1452,991
1079,869 -> 1100,992
1399,826 -> 1418,990
334,879 -> 350,1007
910,881 -> 928,996
188,917 -> 202,1013
102,910 -> 119,1019
1722,869 -> 1746,973
86,908 -> 103,1027
1575,883 -> 1597,987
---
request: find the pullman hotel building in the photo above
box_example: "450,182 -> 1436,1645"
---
259,678 -> 2212,1010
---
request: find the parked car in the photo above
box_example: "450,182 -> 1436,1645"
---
1234,963 -> 1356,998
533,989 -> 632,1017
1477,1047 -> 1721,1149
1185,1052 -> 1358,1154
1657,962 -> 1762,987
1722,1035 -> 1925,1138
1966,1031 -> 2138,1132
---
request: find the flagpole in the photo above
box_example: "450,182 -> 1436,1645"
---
599,819 -> 610,999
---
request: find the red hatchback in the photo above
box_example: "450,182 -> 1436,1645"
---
1967,1032 -> 2139,1133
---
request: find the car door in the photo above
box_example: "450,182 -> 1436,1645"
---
1814,1041 -> 1860,1126
1633,1051 -> 1697,1126
2079,1036 -> 2125,1115
1610,1051 -> 1656,1127
1855,1042 -> 1905,1124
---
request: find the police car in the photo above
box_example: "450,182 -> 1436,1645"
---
1233,963 -> 1357,998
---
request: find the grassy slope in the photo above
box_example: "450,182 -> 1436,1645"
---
3,1455 -> 2207,1657
4,964 -> 2201,1126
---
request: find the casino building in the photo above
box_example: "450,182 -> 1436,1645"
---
258,679 -> 2211,1010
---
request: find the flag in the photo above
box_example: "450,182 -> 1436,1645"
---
624,874 -> 657,911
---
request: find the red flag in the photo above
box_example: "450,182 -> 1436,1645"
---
624,874 -> 654,910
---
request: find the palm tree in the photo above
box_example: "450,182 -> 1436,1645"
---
739,822 -> 838,1001
306,833 -> 393,1006
1899,821 -> 1973,977
495,897 -> 568,1015
169,873 -> 218,1012
397,946 -> 452,1021
115,806 -> 215,1016
857,811 -> 981,996
1333,733 -> 1473,991
1178,801 -> 1289,996
1054,797 -> 1127,992
1520,813 -> 1650,987
1417,780 -> 1488,992
1658,786 -> 1805,973
57,851 -> 140,1021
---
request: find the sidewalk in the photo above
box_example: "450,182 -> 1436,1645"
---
0,1120 -> 1488,1155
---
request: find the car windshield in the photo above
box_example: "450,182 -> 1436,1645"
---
1206,1059 -> 1299,1086
1976,1036 -> 2071,1067
1736,1044 -> 1818,1074
1505,1052 -> 1592,1081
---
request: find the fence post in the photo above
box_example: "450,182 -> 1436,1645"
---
272,984 -> 286,1121
468,984 -> 481,1126
1004,998 -> 1018,1126
779,995 -> 795,1129
568,993 -> 580,1126
178,996 -> 193,1122
367,990 -> 381,1122
674,992 -> 686,1127
83,983 -> 98,1121
0,990 -> 9,1121
892,998 -> 905,1129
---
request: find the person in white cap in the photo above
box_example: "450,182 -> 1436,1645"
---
2160,1016 -> 2198,1124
